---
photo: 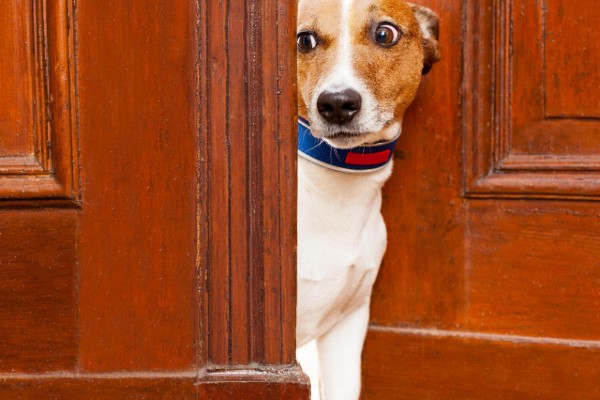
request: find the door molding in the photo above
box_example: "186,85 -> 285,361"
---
0,0 -> 78,202
464,0 -> 600,200
197,0 -> 301,369
0,368 -> 308,399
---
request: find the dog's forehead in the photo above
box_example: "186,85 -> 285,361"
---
354,0 -> 416,23
297,0 -> 416,31
297,0 -> 341,30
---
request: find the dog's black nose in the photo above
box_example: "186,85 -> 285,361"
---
317,89 -> 362,124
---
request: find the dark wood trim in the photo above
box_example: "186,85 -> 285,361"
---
363,327 -> 600,399
0,0 -> 78,202
198,0 -> 299,367
0,0 -> 305,394
0,373 -> 197,400
463,0 -> 600,200
0,209 -> 78,373
77,0 -> 199,371
198,367 -> 309,399
0,368 -> 308,400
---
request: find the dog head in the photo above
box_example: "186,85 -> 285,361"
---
297,0 -> 441,148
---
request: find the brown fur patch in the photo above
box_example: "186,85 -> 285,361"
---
297,0 -> 439,130
410,3 -> 441,74
349,0 -> 424,120
297,0 -> 345,117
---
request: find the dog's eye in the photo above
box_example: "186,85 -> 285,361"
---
297,32 -> 318,52
374,23 -> 401,47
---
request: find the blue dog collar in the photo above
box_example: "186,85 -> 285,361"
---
297,117 -> 400,173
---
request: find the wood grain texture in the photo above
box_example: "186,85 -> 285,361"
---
545,1 -> 600,118
466,200 -> 600,339
1,0 -> 305,395
363,328 -> 600,399
0,374 -> 197,400
371,0 -> 465,329
0,210 -> 77,372
198,0 -> 298,366
464,0 -> 600,198
0,369 -> 308,400
367,1 -> 600,398
77,0 -> 199,371
0,0 -> 38,159
198,368 -> 309,400
0,0 -> 78,201
77,0 -> 301,380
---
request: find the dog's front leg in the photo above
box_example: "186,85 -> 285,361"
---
317,302 -> 370,400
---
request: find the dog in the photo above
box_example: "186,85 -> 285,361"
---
295,1 -> 441,399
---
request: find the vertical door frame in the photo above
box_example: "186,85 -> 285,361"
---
196,0 -> 308,396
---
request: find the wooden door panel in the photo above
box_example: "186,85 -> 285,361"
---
0,210 -> 77,372
0,0 -> 77,200
364,0 -> 600,398
466,201 -> 600,340
1,0 -> 307,398
0,0 -> 78,373
545,1 -> 600,118
0,373 -> 310,400
364,330 -> 600,400
0,0 -> 37,158
466,0 -> 600,198
199,0 -> 298,368
0,376 -> 197,400
511,0 -> 600,153
369,0 -> 465,329
76,0 -> 198,372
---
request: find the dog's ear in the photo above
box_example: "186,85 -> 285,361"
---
409,3 -> 441,75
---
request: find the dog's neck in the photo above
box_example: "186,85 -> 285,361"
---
298,154 -> 391,251
297,121 -> 398,256
297,119 -> 399,202
298,145 -> 393,214
299,154 -> 391,194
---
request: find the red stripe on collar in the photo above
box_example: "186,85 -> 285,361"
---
345,150 -> 392,166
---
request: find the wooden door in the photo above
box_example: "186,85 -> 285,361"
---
363,0 -> 600,398
0,1 -> 308,398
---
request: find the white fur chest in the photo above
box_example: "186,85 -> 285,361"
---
296,157 -> 391,346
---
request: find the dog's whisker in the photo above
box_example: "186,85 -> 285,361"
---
333,148 -> 342,162
306,138 -> 326,153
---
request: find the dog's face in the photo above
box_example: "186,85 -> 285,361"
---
297,0 -> 440,148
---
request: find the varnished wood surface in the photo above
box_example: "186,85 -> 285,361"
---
466,201 -> 600,340
0,369 -> 309,400
371,0 -> 465,329
0,375 -> 197,400
545,1 -> 600,118
366,0 -> 600,398
0,210 -> 77,372
198,0 -> 298,367
464,0 -> 600,198
77,0 -> 199,371
363,328 -> 600,400
0,0 -> 37,158
0,0 -> 304,396
198,368 -> 309,399
0,0 -> 77,200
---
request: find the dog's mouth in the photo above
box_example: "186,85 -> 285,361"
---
315,124 -> 367,140
308,114 -> 399,149
309,113 -> 396,148
319,130 -> 370,149
324,131 -> 363,140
